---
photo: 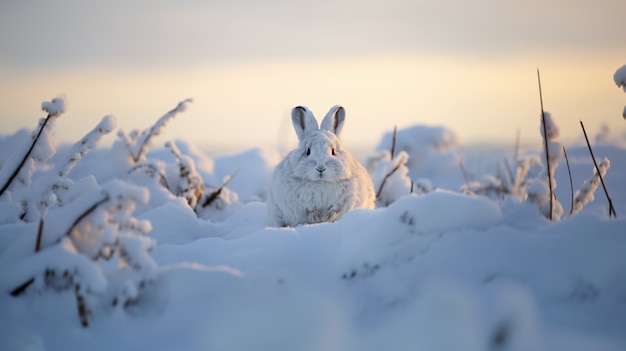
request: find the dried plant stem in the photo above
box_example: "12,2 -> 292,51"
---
10,278 -> 34,297
200,170 -> 239,208
537,69 -> 554,221
562,146 -> 574,216
128,164 -> 170,190
35,218 -> 44,252
76,291 -> 89,327
12,195 -> 109,297
390,126 -> 398,159
0,114 -> 52,197
376,163 -> 402,199
64,195 -> 109,238
580,121 -> 617,218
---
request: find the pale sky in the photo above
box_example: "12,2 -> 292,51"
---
1,0 -> 625,152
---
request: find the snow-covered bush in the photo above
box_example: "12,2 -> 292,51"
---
370,151 -> 413,207
117,98 -> 193,163
0,95 -> 245,327
370,125 -> 461,190
0,95 -> 68,221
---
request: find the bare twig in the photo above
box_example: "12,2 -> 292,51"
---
0,114 -> 52,197
10,278 -> 35,297
376,162 -> 403,199
562,146 -> 574,216
390,126 -> 397,160
35,218 -> 44,252
200,170 -> 239,208
64,195 -> 109,238
76,291 -> 89,327
132,99 -> 192,162
410,180 -> 414,194
128,164 -> 170,190
580,121 -> 617,217
537,69 -> 554,220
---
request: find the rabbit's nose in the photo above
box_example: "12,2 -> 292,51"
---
316,166 -> 326,174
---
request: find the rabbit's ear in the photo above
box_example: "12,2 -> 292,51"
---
321,105 -> 345,138
291,106 -> 319,140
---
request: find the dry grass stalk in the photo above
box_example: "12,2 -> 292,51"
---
537,69 -> 554,220
201,170 -> 239,208
390,126 -> 397,159
35,218 -> 44,252
562,146 -> 574,216
0,113 -> 53,197
579,120 -> 617,217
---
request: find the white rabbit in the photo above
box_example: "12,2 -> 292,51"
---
267,105 -> 375,226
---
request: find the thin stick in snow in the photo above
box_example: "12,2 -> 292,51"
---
580,120 -> 617,218
390,126 -> 397,160
64,195 -> 109,238
537,69 -> 554,221
376,162 -> 403,200
562,146 -> 574,216
131,99 -> 193,162
35,218 -> 44,252
201,170 -> 239,208
0,114 -> 53,197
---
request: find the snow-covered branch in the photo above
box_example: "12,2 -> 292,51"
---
124,99 -> 193,162
57,115 -> 117,177
0,94 -> 66,197
572,158 -> 610,215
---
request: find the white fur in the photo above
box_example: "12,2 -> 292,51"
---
268,105 -> 375,226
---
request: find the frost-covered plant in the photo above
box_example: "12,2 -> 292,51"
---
613,64 -> 626,118
460,154 -> 542,201
11,178 -> 155,327
1,95 -> 161,327
118,99 -> 192,163
371,150 -> 412,207
56,115 -> 117,178
0,94 -> 67,199
195,171 -> 241,221
528,111 -> 564,221
166,141 -> 204,208
571,158 -> 610,214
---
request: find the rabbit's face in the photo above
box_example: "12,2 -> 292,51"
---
294,130 -> 351,182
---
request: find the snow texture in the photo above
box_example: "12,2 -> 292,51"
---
1,96 -> 626,350
41,94 -> 68,116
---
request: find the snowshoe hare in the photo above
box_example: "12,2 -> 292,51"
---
268,105 -> 375,226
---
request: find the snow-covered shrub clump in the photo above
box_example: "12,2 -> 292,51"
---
369,151 -> 413,207
0,95 -> 248,327
372,125 -> 461,189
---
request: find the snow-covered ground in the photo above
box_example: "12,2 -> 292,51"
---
1,95 -> 626,351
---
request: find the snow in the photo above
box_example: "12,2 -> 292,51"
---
1,95 -> 626,351
41,94 -> 68,116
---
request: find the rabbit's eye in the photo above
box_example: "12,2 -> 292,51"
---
306,148 -> 311,156
331,148 -> 336,156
